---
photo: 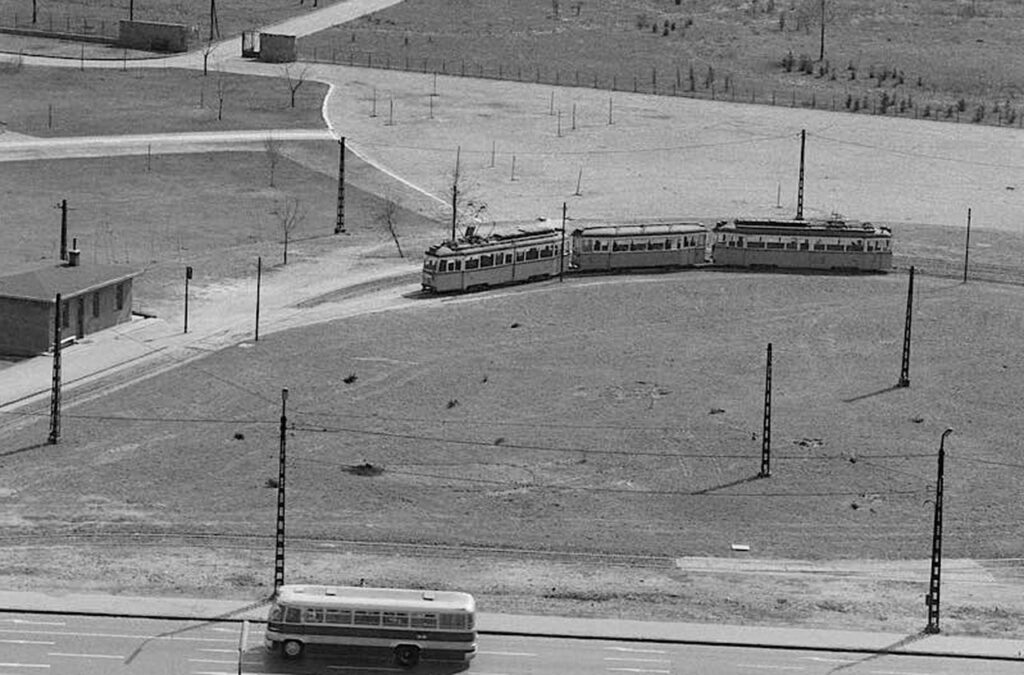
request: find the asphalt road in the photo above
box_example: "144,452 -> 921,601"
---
1,611 -> 1020,675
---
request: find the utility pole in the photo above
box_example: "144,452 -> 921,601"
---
897,266 -> 914,388
925,428 -> 953,634
335,137 -> 346,234
273,388 -> 289,593
129,0 -> 134,21
255,257 -> 262,342
796,130 -> 806,220
962,208 -> 971,283
819,0 -> 826,61
209,0 -> 220,41
184,266 -> 193,334
450,146 -> 460,241
58,199 -> 68,261
760,342 -> 772,478
47,294 -> 62,445
559,202 -> 567,282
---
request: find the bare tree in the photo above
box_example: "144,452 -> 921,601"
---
283,64 -> 312,108
265,135 -> 282,187
446,150 -> 487,240
202,41 -> 216,76
271,196 -> 306,265
216,70 -> 227,121
380,187 -> 404,258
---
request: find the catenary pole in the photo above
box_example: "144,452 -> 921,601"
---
796,130 -> 806,220
760,342 -> 772,477
962,208 -> 971,283
897,266 -> 914,387
255,257 -> 262,342
48,293 -> 62,445
925,428 -> 953,633
335,137 -> 346,234
273,388 -> 289,593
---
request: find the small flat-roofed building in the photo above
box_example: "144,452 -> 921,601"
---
0,252 -> 139,356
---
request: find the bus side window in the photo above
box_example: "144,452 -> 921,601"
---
383,612 -> 409,627
410,612 -> 438,629
284,607 -> 302,624
354,610 -> 381,626
439,614 -> 468,630
304,608 -> 324,623
325,609 -> 352,624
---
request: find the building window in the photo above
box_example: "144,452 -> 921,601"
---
115,283 -> 125,311
92,293 -> 100,318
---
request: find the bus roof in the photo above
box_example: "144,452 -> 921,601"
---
572,222 -> 707,238
274,585 -> 475,612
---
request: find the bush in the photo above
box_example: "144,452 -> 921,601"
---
973,105 -> 985,123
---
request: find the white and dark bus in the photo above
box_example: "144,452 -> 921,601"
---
265,584 -> 477,668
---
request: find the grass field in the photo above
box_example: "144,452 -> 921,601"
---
300,0 -> 1024,127
0,66 -> 327,136
0,0 -> 341,40
0,146 -> 438,313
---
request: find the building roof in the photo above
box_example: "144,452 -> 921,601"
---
0,262 -> 139,302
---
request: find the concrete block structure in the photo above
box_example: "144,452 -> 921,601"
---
0,253 -> 139,356
258,33 -> 297,63
118,20 -> 195,53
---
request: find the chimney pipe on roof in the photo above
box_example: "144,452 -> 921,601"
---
67,238 -> 80,267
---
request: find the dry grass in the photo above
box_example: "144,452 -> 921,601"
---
301,0 -> 1024,126
0,67 -> 326,136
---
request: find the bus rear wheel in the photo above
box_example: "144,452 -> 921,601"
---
281,639 -> 304,659
394,644 -> 420,668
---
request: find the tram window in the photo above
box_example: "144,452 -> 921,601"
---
423,259 -> 435,271
737,237 -> 744,247
515,251 -> 525,262
304,608 -> 325,624
847,241 -> 864,251
649,240 -> 664,250
525,248 -> 539,260
612,241 -> 629,252
480,254 -> 493,268
812,242 -> 825,251
785,240 -> 798,250
582,240 -> 593,252
766,241 -> 784,249
325,609 -> 352,624
465,258 -> 480,269
826,243 -> 844,251
747,241 -> 765,249
629,241 -> 647,251
540,246 -> 554,257
800,241 -> 810,251
285,607 -> 302,624
453,260 -> 462,270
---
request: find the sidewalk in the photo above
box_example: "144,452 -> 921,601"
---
0,590 -> 1020,661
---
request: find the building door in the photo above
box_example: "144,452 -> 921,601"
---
76,297 -> 84,338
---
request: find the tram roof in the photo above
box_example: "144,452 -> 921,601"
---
425,225 -> 562,257
716,218 -> 891,237
275,585 -> 475,612
572,222 -> 707,238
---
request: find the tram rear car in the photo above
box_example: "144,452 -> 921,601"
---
713,218 -> 892,272
571,222 -> 708,272
422,226 -> 564,293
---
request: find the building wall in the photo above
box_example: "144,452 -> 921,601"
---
0,297 -> 52,356
0,279 -> 134,356
118,20 -> 194,52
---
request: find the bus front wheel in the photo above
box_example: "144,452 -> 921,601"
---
281,639 -> 304,659
394,644 -> 420,668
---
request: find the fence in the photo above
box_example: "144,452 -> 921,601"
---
295,46 -> 1024,131
0,11 -> 119,39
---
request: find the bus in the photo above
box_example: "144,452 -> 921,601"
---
265,584 -> 477,668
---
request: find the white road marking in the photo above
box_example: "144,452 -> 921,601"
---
0,619 -> 65,627
48,652 -> 123,659
477,650 -> 537,656
605,657 -> 671,663
606,668 -> 670,674
188,658 -> 236,664
869,670 -> 935,675
605,646 -> 668,654
0,664 -> 50,669
0,639 -> 55,645
735,665 -> 805,671
205,627 -> 239,633
0,628 -> 233,643
198,648 -> 237,653
804,656 -> 856,663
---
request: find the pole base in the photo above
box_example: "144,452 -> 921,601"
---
896,378 -> 910,388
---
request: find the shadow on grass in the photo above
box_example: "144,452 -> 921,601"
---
690,473 -> 763,496
0,441 -> 51,459
842,384 -> 904,403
